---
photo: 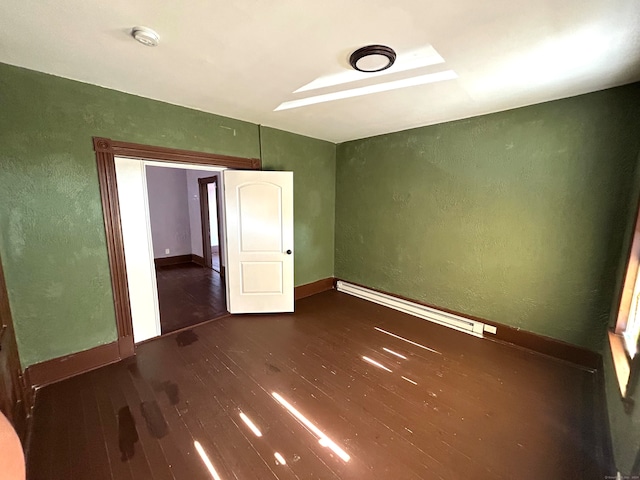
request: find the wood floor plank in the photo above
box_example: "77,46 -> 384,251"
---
91,370 -> 135,480
124,357 -> 209,480
95,365 -> 156,479
113,364 -> 176,480
137,339 -> 280,479
128,344 -> 232,479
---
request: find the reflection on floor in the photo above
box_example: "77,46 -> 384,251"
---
211,245 -> 220,272
27,290 -> 609,479
155,263 -> 226,334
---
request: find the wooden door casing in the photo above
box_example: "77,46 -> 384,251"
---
0,254 -> 29,440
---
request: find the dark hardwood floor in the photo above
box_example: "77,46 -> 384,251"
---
27,291 -> 609,479
155,263 -> 227,334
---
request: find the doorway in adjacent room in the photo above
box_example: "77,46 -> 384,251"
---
145,165 -> 227,334
198,176 -> 223,275
107,145 -> 294,348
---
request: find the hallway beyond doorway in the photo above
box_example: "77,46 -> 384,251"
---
211,245 -> 220,272
155,263 -> 227,334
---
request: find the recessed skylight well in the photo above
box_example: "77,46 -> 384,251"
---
275,70 -> 458,111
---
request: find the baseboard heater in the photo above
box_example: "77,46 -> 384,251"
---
336,281 -> 497,338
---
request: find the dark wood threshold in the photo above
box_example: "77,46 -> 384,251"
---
143,277 -> 335,343
335,278 -> 600,370
295,277 -> 335,300
25,341 -> 120,390
137,312 -> 234,347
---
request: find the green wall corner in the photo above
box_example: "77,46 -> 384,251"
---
335,83 -> 640,352
260,126 -> 336,286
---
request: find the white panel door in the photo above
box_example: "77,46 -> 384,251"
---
224,170 -> 294,313
114,157 -> 161,342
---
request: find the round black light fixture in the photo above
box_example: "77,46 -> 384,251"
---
349,45 -> 396,72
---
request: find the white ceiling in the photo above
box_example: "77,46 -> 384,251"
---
1,0 -> 639,143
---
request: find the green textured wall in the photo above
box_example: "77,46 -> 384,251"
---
0,62 -> 336,367
336,83 -> 640,352
260,127 -> 336,285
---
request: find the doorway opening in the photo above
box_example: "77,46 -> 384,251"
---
145,165 -> 227,335
94,136 -> 290,359
199,176 -> 224,277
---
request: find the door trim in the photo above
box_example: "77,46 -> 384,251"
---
0,253 -> 30,440
93,137 -> 260,358
198,176 -> 223,273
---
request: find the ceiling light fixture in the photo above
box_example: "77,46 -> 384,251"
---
349,45 -> 396,72
131,26 -> 160,47
296,45 -> 444,93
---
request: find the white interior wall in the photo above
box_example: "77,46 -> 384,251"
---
146,166 -> 191,258
208,182 -> 219,247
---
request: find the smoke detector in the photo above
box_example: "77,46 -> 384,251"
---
131,26 -> 160,47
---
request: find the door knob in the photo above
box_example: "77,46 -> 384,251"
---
286,249 -> 292,255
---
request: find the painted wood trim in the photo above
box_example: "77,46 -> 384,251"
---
117,335 -> 135,359
199,177 -> 214,269
198,175 -> 224,271
93,137 -> 261,170
95,149 -> 135,359
335,278 -> 600,370
489,319 -> 601,370
93,137 -> 260,359
154,255 -> 193,268
191,254 -> 206,267
154,255 -> 210,268
0,254 -> 30,440
25,342 -> 120,389
295,277 -> 335,301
